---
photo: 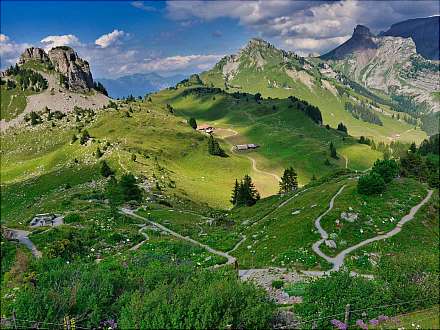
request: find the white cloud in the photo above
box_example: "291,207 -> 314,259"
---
95,29 -> 127,48
165,0 -> 439,54
0,34 -> 31,68
40,34 -> 82,51
131,1 -> 156,12
139,54 -> 223,72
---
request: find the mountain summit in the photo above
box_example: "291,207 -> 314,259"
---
320,25 -> 377,60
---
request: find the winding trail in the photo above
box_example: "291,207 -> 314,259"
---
217,127 -> 280,182
130,225 -> 150,251
120,208 -> 236,266
307,186 -> 434,275
4,228 -> 42,258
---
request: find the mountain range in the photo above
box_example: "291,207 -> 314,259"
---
97,72 -> 186,99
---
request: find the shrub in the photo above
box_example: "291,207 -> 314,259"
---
358,172 -> 386,195
63,213 -> 82,224
271,280 -> 284,289
372,159 -> 399,183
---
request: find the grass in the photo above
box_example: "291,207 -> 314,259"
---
0,85 -> 33,121
230,177 -> 349,269
371,306 -> 439,329
319,178 -> 428,257
345,189 -> 438,273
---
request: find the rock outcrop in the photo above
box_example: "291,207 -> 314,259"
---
48,46 -> 94,92
18,47 -> 50,64
16,46 -> 95,93
321,25 -> 377,60
380,16 -> 440,60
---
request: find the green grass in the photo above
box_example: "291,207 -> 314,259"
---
0,85 -> 33,121
230,178 -> 349,269
319,178 -> 428,257
372,306 -> 439,329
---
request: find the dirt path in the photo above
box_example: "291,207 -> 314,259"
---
120,208 -> 236,266
4,228 -> 42,258
308,187 -> 434,274
130,225 -> 149,251
217,127 -> 281,182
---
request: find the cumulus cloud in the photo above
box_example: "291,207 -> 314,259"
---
40,34 -> 82,51
0,34 -> 31,68
95,29 -> 127,48
165,0 -> 439,54
139,54 -> 223,72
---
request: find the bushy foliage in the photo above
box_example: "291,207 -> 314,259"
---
358,172 -> 386,195
330,142 -> 338,159
79,130 -> 91,145
100,161 -> 114,178
418,134 -> 439,156
371,159 -> 399,183
7,258 -> 275,329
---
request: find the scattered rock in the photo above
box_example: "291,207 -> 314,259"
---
341,211 -> 358,222
325,240 -> 337,249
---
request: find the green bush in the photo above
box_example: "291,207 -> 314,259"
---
271,279 -> 284,289
63,213 -> 82,224
372,159 -> 399,183
358,172 -> 386,195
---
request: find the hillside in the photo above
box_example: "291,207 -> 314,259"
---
200,38 -> 427,143
0,47 -> 109,130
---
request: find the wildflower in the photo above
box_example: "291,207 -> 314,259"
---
370,319 -> 379,326
378,315 -> 389,322
356,319 -> 368,330
330,319 -> 347,330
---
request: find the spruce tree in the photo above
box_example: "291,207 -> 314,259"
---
330,142 -> 338,159
279,167 -> 298,194
188,117 -> 197,129
100,161 -> 114,178
230,179 -> 240,205
208,135 -> 225,157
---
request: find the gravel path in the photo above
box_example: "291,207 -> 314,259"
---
4,228 -> 42,258
309,186 -> 434,274
120,208 -> 236,266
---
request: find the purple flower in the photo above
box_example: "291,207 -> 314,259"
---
356,319 -> 368,330
378,315 -> 389,323
331,319 -> 348,330
369,318 -> 379,326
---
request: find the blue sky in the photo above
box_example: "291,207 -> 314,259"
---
1,1 -> 438,78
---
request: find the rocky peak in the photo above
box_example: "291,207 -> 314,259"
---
18,47 -> 50,65
353,25 -> 373,37
48,46 -> 94,92
320,24 -> 377,60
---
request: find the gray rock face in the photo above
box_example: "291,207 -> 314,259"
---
18,47 -> 50,64
48,46 -> 94,92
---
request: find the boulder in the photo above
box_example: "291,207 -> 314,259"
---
341,211 -> 358,222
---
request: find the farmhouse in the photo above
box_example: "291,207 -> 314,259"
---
197,124 -> 214,134
234,144 -> 260,151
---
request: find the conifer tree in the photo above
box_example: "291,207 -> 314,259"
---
279,167 -> 298,194
330,142 -> 338,159
208,135 -> 226,157
230,179 -> 240,205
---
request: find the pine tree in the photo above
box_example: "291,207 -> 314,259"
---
208,135 -> 226,157
79,130 -> 90,145
279,167 -> 298,194
330,142 -> 338,159
95,147 -> 103,158
230,179 -> 240,205
100,161 -> 114,178
188,117 -> 197,129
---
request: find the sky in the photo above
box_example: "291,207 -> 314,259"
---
1,0 -> 439,79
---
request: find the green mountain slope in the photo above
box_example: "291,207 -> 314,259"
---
200,38 -> 427,143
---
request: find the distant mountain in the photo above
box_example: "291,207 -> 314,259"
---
320,24 -> 439,113
380,16 -> 439,60
321,25 -> 377,60
98,73 -> 186,98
